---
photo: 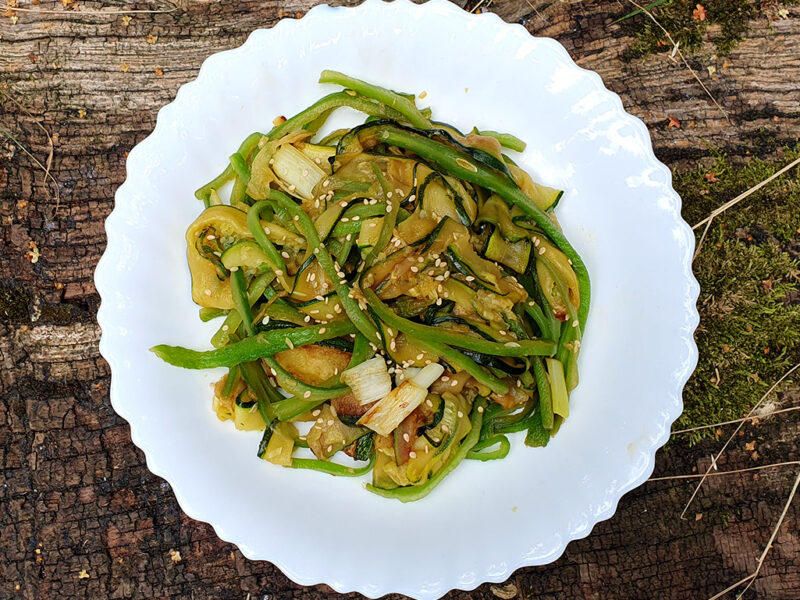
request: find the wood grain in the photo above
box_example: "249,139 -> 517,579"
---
2,1 -> 799,598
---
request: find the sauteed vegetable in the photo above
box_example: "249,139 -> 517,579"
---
151,71 -> 590,502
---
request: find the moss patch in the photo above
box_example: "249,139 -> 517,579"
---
622,0 -> 753,60
675,146 -> 800,438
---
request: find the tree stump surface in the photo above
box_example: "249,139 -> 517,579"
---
1,1 -> 799,599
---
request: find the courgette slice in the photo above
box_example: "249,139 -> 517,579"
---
234,394 -> 267,431
483,228 -> 531,274
220,240 -> 274,272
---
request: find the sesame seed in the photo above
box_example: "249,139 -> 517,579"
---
327,445 -> 333,453
386,191 -> 393,198
386,204 -> 393,213
408,194 -> 416,203
229,266 -> 239,272
403,433 -> 410,442
206,234 -> 215,240
285,337 -> 294,349
416,353 -> 424,360
302,169 -> 308,177
288,184 -> 296,192
457,411 -> 464,418
274,269 -> 284,276
426,399 -> 433,408
281,251 -> 290,259
222,325 -> 229,331
465,275 -> 475,282
539,247 -> 546,255
435,298 -> 442,306
319,327 -> 327,334
428,270 -> 435,276
572,319 -> 579,328
441,376 -> 450,382
323,179 -> 330,187
316,295 -> 324,301
477,406 -> 484,413
451,380 -> 458,387
317,418 -> 324,424
409,451 -> 417,459
309,273 -> 316,282
304,315 -> 311,322
352,216 -> 360,221
334,304 -> 342,313
327,419 -> 334,426
314,247 -> 320,254
442,425 -> 450,433
410,266 -> 419,273
304,390 -> 311,398
456,157 -> 478,172
341,217 -> 350,223
346,234 -> 352,241
499,330 -> 507,336
204,289 -> 212,296
262,316 -> 270,325
339,279 -> 347,285
314,158 -> 321,164
312,409 -> 321,417
340,201 -> 347,207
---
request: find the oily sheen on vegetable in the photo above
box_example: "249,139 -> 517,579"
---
151,71 -> 590,502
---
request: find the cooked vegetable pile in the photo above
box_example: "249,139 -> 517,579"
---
151,71 -> 590,502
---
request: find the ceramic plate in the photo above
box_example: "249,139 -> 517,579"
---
95,1 -> 699,597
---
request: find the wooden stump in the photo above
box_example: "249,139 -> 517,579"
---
1,1 -> 799,598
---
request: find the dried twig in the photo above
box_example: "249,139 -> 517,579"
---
0,87 -> 61,210
649,461 -> 800,482
2,1 -> 177,15
708,469 -> 800,600
671,406 -> 800,436
625,0 -> 730,123
680,361 -> 800,519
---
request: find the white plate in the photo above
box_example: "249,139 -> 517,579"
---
95,1 -> 699,597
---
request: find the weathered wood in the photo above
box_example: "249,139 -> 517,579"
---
2,1 -> 799,599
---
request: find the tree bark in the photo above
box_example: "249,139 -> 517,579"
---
1,1 -> 799,599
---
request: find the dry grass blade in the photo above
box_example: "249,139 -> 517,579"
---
671,406 -> 800,435
625,0 -> 729,123
692,155 -> 800,230
708,469 -> 800,600
649,461 -> 800,482
680,361 -> 800,519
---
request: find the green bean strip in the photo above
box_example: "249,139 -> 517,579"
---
375,125 -> 590,330
477,130 -> 527,152
319,71 -> 431,130
270,92 -> 408,140
194,132 -> 262,202
240,361 -> 279,421
533,357 -> 554,429
363,288 -> 556,358
199,307 -> 227,322
230,269 -> 256,337
334,234 -> 355,266
229,176 -> 247,207
246,200 -> 292,291
262,355 -> 349,402
221,364 -> 240,397
269,191 -> 380,342
229,152 -> 251,183
212,272 -> 273,348
410,335 -> 509,395
363,165 -> 396,267
346,332 -> 373,369
466,435 -> 510,461
367,398 -> 485,502
151,321 -> 357,369
289,453 -> 375,477
524,408 -> 551,448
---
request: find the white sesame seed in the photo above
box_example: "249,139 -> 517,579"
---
435,298 -> 442,306
304,315 -> 311,322
352,216 -> 360,221
288,184 -> 296,192
409,451 -> 417,459
262,316 -> 270,325
477,406 -> 484,413
281,251 -> 290,259
572,319 -> 579,328
410,266 -> 419,273
386,191 -> 393,198
457,411 -> 464,418
386,204 -> 393,213
274,269 -> 284,276
206,234 -> 215,240
465,275 -> 475,282
327,419 -> 334,426
451,380 -> 458,387
285,337 -> 294,349
403,433 -> 410,442
222,325 -> 229,331
426,399 -> 433,408
327,444 -> 333,453
319,327 -> 326,334
204,289 -> 212,296
312,409 -> 321,417
304,390 -> 311,398
538,247 -> 546,255
442,425 -> 449,433
323,179 -> 330,187
346,234 -> 352,241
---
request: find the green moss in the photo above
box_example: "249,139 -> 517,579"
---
675,146 -> 800,439
623,0 -> 753,60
